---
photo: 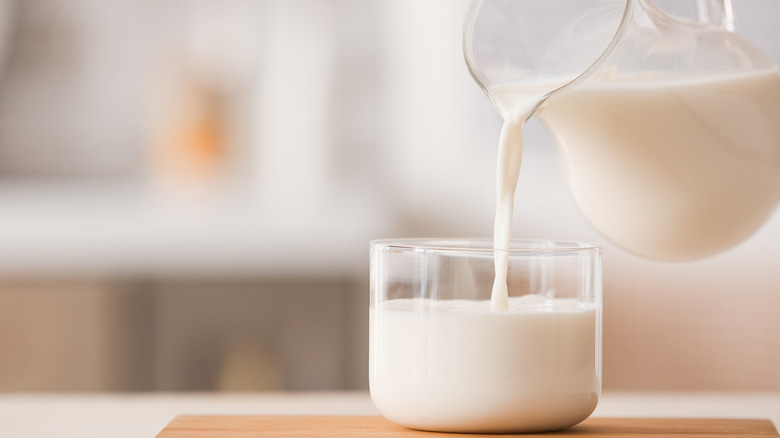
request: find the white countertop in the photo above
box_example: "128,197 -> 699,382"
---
0,391 -> 777,437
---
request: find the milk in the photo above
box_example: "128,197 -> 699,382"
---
490,111 -> 526,311
536,69 -> 780,260
489,88 -> 551,310
369,295 -> 599,433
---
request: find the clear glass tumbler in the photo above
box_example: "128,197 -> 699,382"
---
369,239 -> 603,433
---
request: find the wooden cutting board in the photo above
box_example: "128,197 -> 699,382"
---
156,416 -> 778,437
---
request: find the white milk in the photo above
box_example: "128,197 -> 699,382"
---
536,69 -> 780,260
490,112 -> 525,311
369,295 -> 599,433
489,88 -> 551,310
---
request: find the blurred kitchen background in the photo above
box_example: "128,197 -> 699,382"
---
0,0 -> 778,393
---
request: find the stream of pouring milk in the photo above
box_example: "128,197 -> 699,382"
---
489,88 -> 555,311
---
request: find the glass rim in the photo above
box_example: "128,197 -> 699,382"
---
370,238 -> 601,255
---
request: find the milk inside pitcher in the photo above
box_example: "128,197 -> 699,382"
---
465,0 -> 780,261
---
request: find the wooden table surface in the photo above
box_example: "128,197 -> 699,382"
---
157,416 -> 778,437
0,391 -> 777,438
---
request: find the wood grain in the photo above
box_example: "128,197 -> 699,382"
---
156,416 -> 779,437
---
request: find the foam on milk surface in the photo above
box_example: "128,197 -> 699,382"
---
369,296 -> 599,433
381,294 -> 589,312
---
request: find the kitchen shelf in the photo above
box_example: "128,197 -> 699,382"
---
0,181 -> 390,278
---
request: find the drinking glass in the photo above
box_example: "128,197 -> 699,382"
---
369,238 -> 603,433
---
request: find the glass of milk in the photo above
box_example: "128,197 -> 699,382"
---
369,238 -> 602,433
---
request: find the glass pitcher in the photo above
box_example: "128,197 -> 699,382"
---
465,0 -> 780,261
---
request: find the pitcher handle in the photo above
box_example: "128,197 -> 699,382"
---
696,0 -> 735,31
